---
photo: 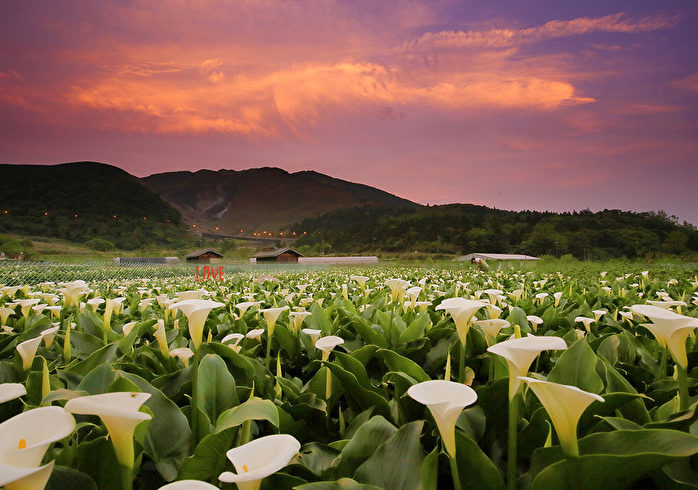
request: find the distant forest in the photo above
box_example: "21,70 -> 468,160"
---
291,204 -> 698,259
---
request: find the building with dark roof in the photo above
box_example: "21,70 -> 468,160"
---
250,248 -> 303,263
185,248 -> 224,263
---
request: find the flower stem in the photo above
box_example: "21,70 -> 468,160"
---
191,348 -> 200,450
238,419 -> 251,446
458,341 -> 466,383
265,333 -> 272,370
658,346 -> 667,378
507,395 -> 518,490
678,364 -> 689,411
449,454 -> 462,490
120,464 -> 133,490
325,367 -> 332,400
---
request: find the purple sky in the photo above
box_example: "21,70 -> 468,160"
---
1,1 -> 697,224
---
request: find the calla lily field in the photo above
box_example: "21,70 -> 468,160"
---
0,264 -> 697,489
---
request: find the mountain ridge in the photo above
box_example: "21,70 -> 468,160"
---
143,166 -> 419,233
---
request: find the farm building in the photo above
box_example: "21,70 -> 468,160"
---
250,248 -> 303,263
185,248 -> 223,263
455,253 -> 539,262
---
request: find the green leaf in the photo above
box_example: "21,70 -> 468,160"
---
378,349 -> 430,383
296,478 -> 382,490
354,420 -> 425,490
66,344 -> 119,378
400,313 -> 430,344
344,310 -> 389,348
530,429 -> 698,489
215,396 -> 280,432
336,415 -> 397,477
197,354 -> 238,426
456,405 -> 486,443
41,389 -> 88,405
46,466 -> 97,490
505,306 -> 529,330
454,430 -> 506,490
77,362 -> 118,394
420,447 -> 439,490
178,428 -> 235,481
547,339 -> 603,394
297,442 -> 341,478
324,362 -> 391,420
117,319 -> 156,355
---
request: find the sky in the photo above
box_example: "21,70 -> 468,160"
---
1,0 -> 697,224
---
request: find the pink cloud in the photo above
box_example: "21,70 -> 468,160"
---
405,12 -> 679,50
672,73 -> 698,92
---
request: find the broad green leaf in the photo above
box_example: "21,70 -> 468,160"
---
196,354 -> 238,426
46,466 -> 97,490
178,428 -> 235,482
325,362 -> 391,420
454,430 -> 505,490
420,447 -> 439,490
336,415 -> 397,477
530,429 -> 698,489
354,420 -> 425,490
400,313 -> 430,344
296,478 -> 382,490
215,396 -> 280,432
378,349 -> 430,383
547,339 -> 604,394
297,442 -> 341,478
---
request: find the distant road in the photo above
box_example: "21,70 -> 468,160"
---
200,232 -> 297,244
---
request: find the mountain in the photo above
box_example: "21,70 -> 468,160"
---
143,167 -> 418,233
0,162 -> 185,249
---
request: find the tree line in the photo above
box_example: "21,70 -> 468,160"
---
291,204 -> 698,259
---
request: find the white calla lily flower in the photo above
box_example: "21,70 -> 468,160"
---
487,335 -> 568,399
40,326 -> 59,348
14,299 -> 41,318
0,460 -> 55,490
153,319 -> 169,357
629,304 -> 698,368
0,383 -> 27,404
222,333 -> 245,352
436,298 -> 487,346
218,434 -> 301,489
288,311 -> 311,332
473,319 -> 509,346
245,329 -> 265,341
314,336 -> 344,360
58,280 -> 89,307
259,306 -> 289,337
0,306 -> 16,326
407,380 -> 478,457
301,328 -> 322,344
169,299 -> 225,349
384,278 -> 410,301
170,347 -> 195,366
0,406 -> 75,467
519,377 -> 604,457
65,392 -> 151,469
16,336 -> 43,371
159,480 -> 219,489
350,275 -> 369,289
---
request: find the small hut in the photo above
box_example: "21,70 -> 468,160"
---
250,248 -> 303,264
186,248 -> 223,263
